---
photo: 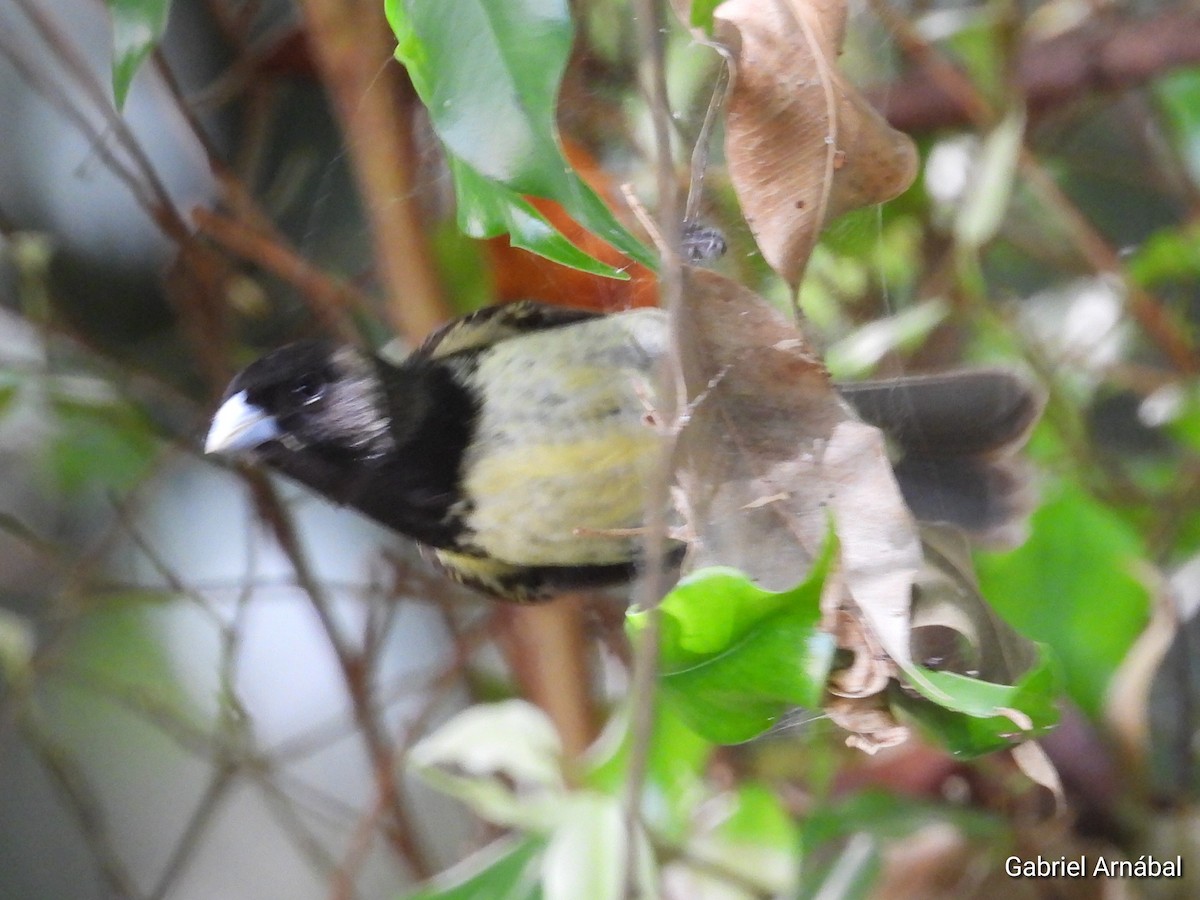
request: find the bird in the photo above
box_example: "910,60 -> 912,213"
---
205,302 -> 1041,601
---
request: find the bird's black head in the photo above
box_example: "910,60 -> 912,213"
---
206,341 -> 395,460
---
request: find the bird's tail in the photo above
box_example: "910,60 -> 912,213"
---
838,369 -> 1045,548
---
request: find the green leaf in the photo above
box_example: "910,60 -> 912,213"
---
824,299 -> 949,379
899,645 -> 1060,757
408,700 -> 567,831
46,394 -> 158,495
722,782 -> 796,846
797,833 -> 880,900
107,0 -> 172,109
1125,224 -> 1200,288
450,159 -> 629,279
1138,380 -> 1200,454
798,789 -> 1003,899
431,221 -> 495,316
405,836 -> 545,900
584,702 -> 712,841
955,107 -> 1025,250
1168,394 -> 1200,454
0,382 -> 20,419
385,0 -> 653,275
943,13 -> 1006,104
975,484 -> 1152,718
541,794 -> 656,900
801,789 -> 1000,849
1155,68 -> 1200,188
695,783 -> 799,894
690,0 -> 723,34
878,526 -> 1062,755
0,608 -> 34,684
54,591 -> 196,728
627,540 -> 838,745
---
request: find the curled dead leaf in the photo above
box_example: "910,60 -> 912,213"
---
1108,558 -> 1199,802
710,0 -> 918,284
1010,741 -> 1066,815
912,525 -> 1041,684
826,696 -> 910,754
825,603 -> 893,700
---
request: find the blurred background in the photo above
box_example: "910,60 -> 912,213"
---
1,0 -> 1199,897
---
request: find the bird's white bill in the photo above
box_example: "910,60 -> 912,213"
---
205,390 -> 282,454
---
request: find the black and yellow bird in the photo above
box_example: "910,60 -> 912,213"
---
205,302 -> 1040,601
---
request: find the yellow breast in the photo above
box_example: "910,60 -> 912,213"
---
458,311 -> 667,567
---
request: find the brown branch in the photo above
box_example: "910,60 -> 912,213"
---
192,207 -> 365,342
152,43 -> 379,342
494,599 -> 599,761
331,605 -> 493,898
12,0 -> 232,387
872,7 -> 1200,134
293,0 -> 448,342
147,769 -> 235,900
22,719 -> 144,899
1017,162 -> 1200,374
244,472 -> 432,880
871,0 -> 1199,375
623,0 -> 688,893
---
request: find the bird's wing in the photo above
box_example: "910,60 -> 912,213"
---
418,302 -> 603,360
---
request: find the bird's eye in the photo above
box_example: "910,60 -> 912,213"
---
291,376 -> 325,405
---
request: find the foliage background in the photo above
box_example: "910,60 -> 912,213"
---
0,0 -> 1199,897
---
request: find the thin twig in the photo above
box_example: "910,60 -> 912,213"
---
245,473 -> 432,879
152,44 -> 382,345
870,0 -> 1198,375
253,766 -> 345,879
330,792 -> 382,900
293,0 -> 448,341
22,716 -> 146,899
270,604 -> 487,763
14,0 -> 182,224
0,29 -> 156,216
147,768 -> 235,900
331,607 -> 486,897
148,47 -> 280,236
192,206 -> 365,341
684,48 -> 733,225
623,0 -> 687,895
11,0 -> 233,384
872,7 -> 1200,134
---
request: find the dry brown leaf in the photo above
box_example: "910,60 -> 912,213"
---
1010,741 -> 1066,815
711,0 -> 918,284
912,525 -> 1041,684
674,266 -> 857,590
826,598 -> 893,700
822,419 -> 924,671
674,267 -> 924,716
1107,559 -> 1198,800
826,696 -> 910,753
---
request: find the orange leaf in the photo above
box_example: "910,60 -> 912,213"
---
485,141 -> 658,312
